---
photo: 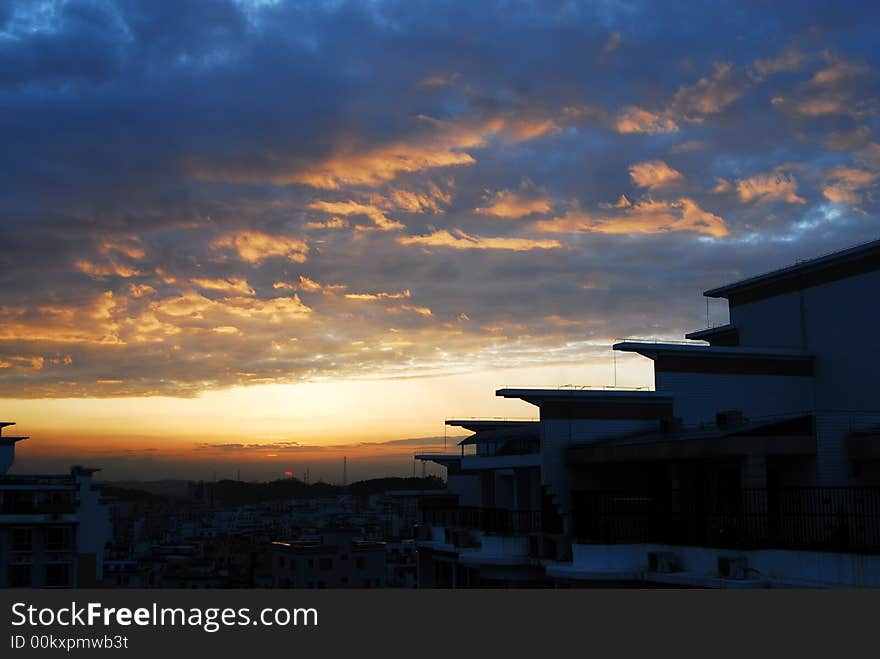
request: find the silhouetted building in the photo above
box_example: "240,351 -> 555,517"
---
0,423 -> 111,587
270,529 -> 386,588
418,238 -> 880,588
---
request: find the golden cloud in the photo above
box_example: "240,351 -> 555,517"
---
670,62 -> 744,120
345,290 -> 411,301
75,260 -> 141,278
303,217 -> 350,230
534,197 -> 728,238
736,169 -> 805,204
191,277 -> 256,296
476,182 -> 552,218
397,228 -> 562,251
0,291 -> 123,345
293,114 -> 557,189
307,200 -> 404,231
628,160 -> 683,190
821,166 -> 878,206
615,106 -> 679,134
211,230 -> 309,264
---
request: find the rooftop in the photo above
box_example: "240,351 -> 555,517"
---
496,387 -> 667,402
703,237 -> 880,304
613,341 -> 812,358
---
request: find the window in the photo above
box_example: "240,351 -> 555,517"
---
45,563 -> 70,588
355,557 -> 365,569
47,527 -> 72,551
319,557 -> 332,571
12,528 -> 32,552
7,564 -> 32,588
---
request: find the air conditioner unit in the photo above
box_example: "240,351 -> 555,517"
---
718,555 -> 748,580
647,551 -> 680,573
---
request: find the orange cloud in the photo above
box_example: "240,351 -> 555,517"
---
293,114 -> 557,189
191,277 -> 255,296
387,304 -> 433,317
397,228 -> 562,251
0,292 -> 123,345
307,200 -> 404,231
128,284 -> 156,298
345,290 -> 411,301
615,106 -> 678,134
75,260 -> 141,278
476,182 -> 552,218
274,277 -> 346,295
211,231 -> 309,264
303,217 -> 350,230
736,169 -> 805,204
628,160 -> 683,190
99,237 -> 146,260
534,197 -> 728,238
151,292 -> 312,323
670,62 -> 744,120
378,183 -> 452,214
821,166 -> 878,206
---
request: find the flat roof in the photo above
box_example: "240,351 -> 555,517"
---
613,341 -> 811,358
496,388 -> 670,403
683,324 -> 735,341
703,237 -> 880,303
414,453 -> 461,463
445,419 -> 538,432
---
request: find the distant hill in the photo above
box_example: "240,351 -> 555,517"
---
102,475 -> 444,506
211,475 -> 444,506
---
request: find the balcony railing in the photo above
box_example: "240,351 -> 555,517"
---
573,487 -> 880,554
422,507 -> 544,535
0,502 -> 77,515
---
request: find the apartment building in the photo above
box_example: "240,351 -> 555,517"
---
270,529 -> 386,588
0,423 -> 112,588
417,238 -> 880,588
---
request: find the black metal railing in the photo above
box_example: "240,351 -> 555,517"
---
422,507 -> 543,535
573,487 -> 880,554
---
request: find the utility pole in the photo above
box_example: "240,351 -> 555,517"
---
343,456 -> 347,487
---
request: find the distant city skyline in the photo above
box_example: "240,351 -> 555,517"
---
2,0 -> 880,480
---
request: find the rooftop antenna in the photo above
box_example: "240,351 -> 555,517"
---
706,297 -> 710,328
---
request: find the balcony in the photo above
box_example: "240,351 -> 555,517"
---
422,507 -> 544,536
573,487 -> 880,554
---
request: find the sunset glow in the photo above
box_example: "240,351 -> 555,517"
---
2,0 -> 879,481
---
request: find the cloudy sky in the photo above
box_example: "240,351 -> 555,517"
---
2,0 -> 879,481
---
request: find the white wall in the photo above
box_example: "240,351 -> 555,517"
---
656,371 -> 814,426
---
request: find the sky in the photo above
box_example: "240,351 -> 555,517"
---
1,0 -> 879,481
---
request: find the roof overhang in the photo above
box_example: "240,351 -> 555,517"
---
614,342 -> 814,377
567,414 -> 816,463
497,388 -> 673,421
703,238 -> 880,306
445,419 -> 537,433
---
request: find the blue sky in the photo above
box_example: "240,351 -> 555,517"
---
1,0 -> 879,478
